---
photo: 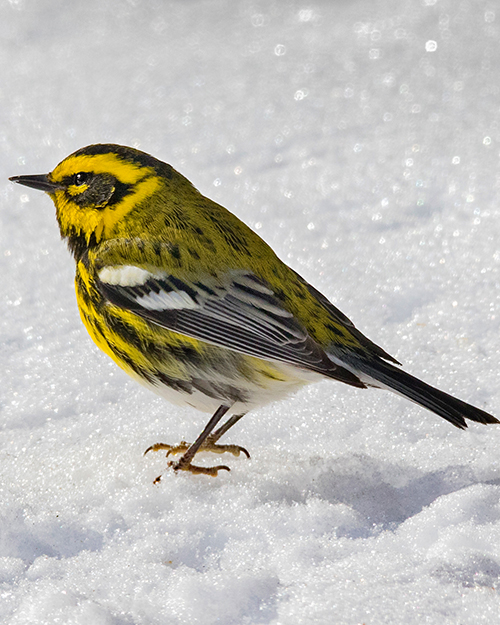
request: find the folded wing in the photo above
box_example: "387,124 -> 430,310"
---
97,265 -> 365,387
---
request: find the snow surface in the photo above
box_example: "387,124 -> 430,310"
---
2,0 -> 500,623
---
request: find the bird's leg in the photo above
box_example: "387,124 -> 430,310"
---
203,413 -> 250,457
160,413 -> 249,458
145,406 -> 248,479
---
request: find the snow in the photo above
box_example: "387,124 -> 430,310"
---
2,0 -> 500,623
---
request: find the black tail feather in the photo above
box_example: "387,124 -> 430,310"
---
349,357 -> 498,429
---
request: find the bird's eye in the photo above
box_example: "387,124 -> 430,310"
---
74,172 -> 89,186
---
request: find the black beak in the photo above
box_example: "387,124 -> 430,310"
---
9,174 -> 63,193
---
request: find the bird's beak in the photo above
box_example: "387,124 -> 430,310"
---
9,174 -> 63,193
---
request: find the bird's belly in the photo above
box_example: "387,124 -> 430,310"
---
135,357 -> 322,415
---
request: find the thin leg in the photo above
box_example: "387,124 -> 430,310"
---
173,405 -> 230,470
210,413 -> 246,442
200,413 -> 250,459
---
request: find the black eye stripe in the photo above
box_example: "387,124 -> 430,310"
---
60,172 -> 132,208
61,173 -> 91,187
106,180 -> 133,206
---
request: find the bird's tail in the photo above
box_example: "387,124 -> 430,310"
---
345,356 -> 498,429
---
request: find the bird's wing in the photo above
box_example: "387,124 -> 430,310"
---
96,264 -> 365,387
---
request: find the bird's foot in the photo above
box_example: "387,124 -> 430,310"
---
144,439 -> 250,459
144,438 -> 250,481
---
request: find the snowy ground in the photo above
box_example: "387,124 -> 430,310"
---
2,0 -> 500,623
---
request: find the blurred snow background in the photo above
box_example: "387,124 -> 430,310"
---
2,0 -> 500,623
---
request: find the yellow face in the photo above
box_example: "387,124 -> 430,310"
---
48,151 -> 161,245
9,144 -> 170,256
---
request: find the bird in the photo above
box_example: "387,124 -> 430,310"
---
10,144 -> 498,477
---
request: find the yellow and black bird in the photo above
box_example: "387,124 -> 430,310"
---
10,144 -> 498,476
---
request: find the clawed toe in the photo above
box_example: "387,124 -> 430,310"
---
144,442 -> 175,456
168,460 -> 231,477
167,441 -> 250,459
151,459 -> 231,483
202,441 -> 251,458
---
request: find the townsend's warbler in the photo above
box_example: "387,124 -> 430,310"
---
10,144 -> 498,477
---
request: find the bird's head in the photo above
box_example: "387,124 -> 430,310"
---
10,144 -> 175,258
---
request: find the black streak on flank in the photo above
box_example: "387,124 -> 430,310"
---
105,313 -> 186,373
155,371 -> 193,394
75,276 -> 94,309
191,379 -> 249,403
105,313 -> 146,355
171,343 -> 203,367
